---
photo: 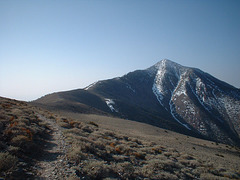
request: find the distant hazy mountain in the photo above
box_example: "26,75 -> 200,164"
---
34,59 -> 240,145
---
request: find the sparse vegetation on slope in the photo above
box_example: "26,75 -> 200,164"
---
1,96 -> 240,179
54,115 -> 240,179
0,97 -> 51,179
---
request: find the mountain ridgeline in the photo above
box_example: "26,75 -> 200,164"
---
35,59 -> 240,146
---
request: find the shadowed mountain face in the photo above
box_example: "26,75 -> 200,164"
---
34,59 -> 240,145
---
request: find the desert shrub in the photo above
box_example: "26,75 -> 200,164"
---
200,173 -> 220,179
64,132 -> 77,143
7,146 -> 20,154
215,153 -> 224,157
139,158 -> 183,178
114,145 -> 126,155
81,160 -> 113,179
49,115 -> 55,119
188,160 -> 200,168
58,121 -> 71,129
140,159 -> 165,177
222,171 -> 240,179
88,121 -> 99,127
173,151 -> 181,157
152,147 -> 163,154
9,134 -> 39,156
77,142 -> 94,154
82,125 -> 94,133
109,142 -> 115,148
163,151 -> 172,157
64,128 -> 85,137
0,114 -> 8,120
9,116 -> 15,121
115,146 -> 122,154
0,152 -> 18,172
93,139 -> 106,150
11,135 -> 29,146
86,140 -> 111,159
180,153 -> 195,160
112,155 -> 130,162
127,141 -> 139,148
103,131 -> 116,138
122,136 -> 129,141
21,128 -> 33,140
68,120 -> 82,128
192,166 -> 208,175
168,148 -> 178,152
116,162 -> 135,179
159,159 -> 180,173
131,138 -> 142,145
67,174 -> 80,180
16,120 -> 27,127
133,152 -> 146,160
38,121 -> 49,129
151,145 -> 166,153
182,171 -> 196,179
67,147 -> 86,164
156,172 -> 178,180
61,118 -> 68,122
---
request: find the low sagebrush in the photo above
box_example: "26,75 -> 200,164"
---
67,147 -> 86,164
0,152 -> 18,172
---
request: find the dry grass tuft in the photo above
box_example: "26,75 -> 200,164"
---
0,152 -> 18,173
67,146 -> 86,164
88,121 -> 99,127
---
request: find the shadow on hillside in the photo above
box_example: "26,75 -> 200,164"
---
35,138 -> 63,162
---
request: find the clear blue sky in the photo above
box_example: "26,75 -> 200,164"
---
0,0 -> 240,101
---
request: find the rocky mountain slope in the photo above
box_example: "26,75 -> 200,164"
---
34,59 -> 240,146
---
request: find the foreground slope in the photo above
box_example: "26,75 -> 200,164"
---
1,96 -> 240,179
0,97 -> 52,179
58,112 -> 240,179
34,59 -> 240,146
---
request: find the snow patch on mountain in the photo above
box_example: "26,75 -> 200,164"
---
85,81 -> 98,90
169,100 -> 191,130
152,60 -> 189,106
194,78 -> 227,123
152,60 -> 168,108
172,72 -> 188,97
152,60 -> 192,130
152,86 -> 164,108
105,99 -> 118,112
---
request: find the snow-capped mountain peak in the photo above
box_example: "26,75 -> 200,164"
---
147,59 -> 186,77
152,59 -> 187,107
150,60 -> 240,145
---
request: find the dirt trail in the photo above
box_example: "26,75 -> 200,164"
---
34,114 -> 72,179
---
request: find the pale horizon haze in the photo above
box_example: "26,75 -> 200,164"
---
0,0 -> 240,101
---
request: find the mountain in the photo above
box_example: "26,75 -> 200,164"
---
34,59 -> 240,146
